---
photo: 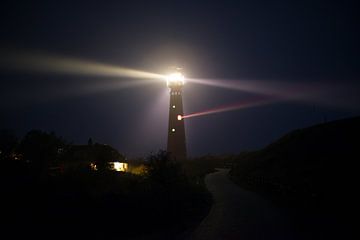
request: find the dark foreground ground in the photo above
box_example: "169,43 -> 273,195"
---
189,169 -> 298,240
0,159 -> 212,240
1,117 -> 358,239
227,116 -> 360,239
189,169 -> 355,240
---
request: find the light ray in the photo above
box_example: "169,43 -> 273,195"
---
0,50 -> 168,106
187,78 -> 360,110
1,50 -> 165,80
188,78 -> 314,99
182,95 -> 277,119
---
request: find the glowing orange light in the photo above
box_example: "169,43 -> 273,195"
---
111,162 -> 128,172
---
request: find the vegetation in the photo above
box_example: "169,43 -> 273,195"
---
229,116 -> 360,230
4,116 -> 358,238
0,130 -> 212,239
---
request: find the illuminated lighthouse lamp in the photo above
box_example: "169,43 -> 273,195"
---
166,72 -> 185,87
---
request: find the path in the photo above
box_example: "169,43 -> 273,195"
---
188,168 -> 301,240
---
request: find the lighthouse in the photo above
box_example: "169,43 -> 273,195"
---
166,71 -> 187,160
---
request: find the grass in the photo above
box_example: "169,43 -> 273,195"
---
227,116 -> 360,237
1,157 -> 213,240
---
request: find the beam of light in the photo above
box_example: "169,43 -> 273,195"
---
0,50 -> 168,105
0,50 -> 165,80
182,95 -> 277,120
187,78 -> 360,110
188,78 -> 315,99
128,88 -> 169,157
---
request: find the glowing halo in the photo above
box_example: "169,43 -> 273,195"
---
166,72 -> 185,87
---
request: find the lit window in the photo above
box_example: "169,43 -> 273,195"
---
90,163 -> 98,171
172,105 -> 176,109
171,128 -> 176,132
112,162 -> 128,172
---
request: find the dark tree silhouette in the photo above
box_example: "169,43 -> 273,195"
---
146,150 -> 186,187
88,137 -> 93,146
18,130 -> 67,177
0,129 -> 18,162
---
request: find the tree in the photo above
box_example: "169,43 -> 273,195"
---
0,129 -> 18,162
19,130 -> 67,176
146,150 -> 186,187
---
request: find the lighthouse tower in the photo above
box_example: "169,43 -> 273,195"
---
166,72 -> 187,160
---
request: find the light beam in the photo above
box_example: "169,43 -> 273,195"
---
187,78 -> 360,110
182,95 -> 277,119
1,50 -> 165,80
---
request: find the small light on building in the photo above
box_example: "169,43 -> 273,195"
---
177,115 -> 182,120
111,162 -> 128,172
171,128 -> 176,132
172,105 -> 176,109
90,162 -> 98,171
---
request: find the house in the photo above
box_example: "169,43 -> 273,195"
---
63,143 -> 127,172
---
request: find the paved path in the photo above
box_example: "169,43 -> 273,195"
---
188,169 -> 301,240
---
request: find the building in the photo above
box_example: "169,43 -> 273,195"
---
63,143 -> 128,172
166,72 -> 187,160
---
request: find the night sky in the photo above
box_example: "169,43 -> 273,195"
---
1,0 -> 359,157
